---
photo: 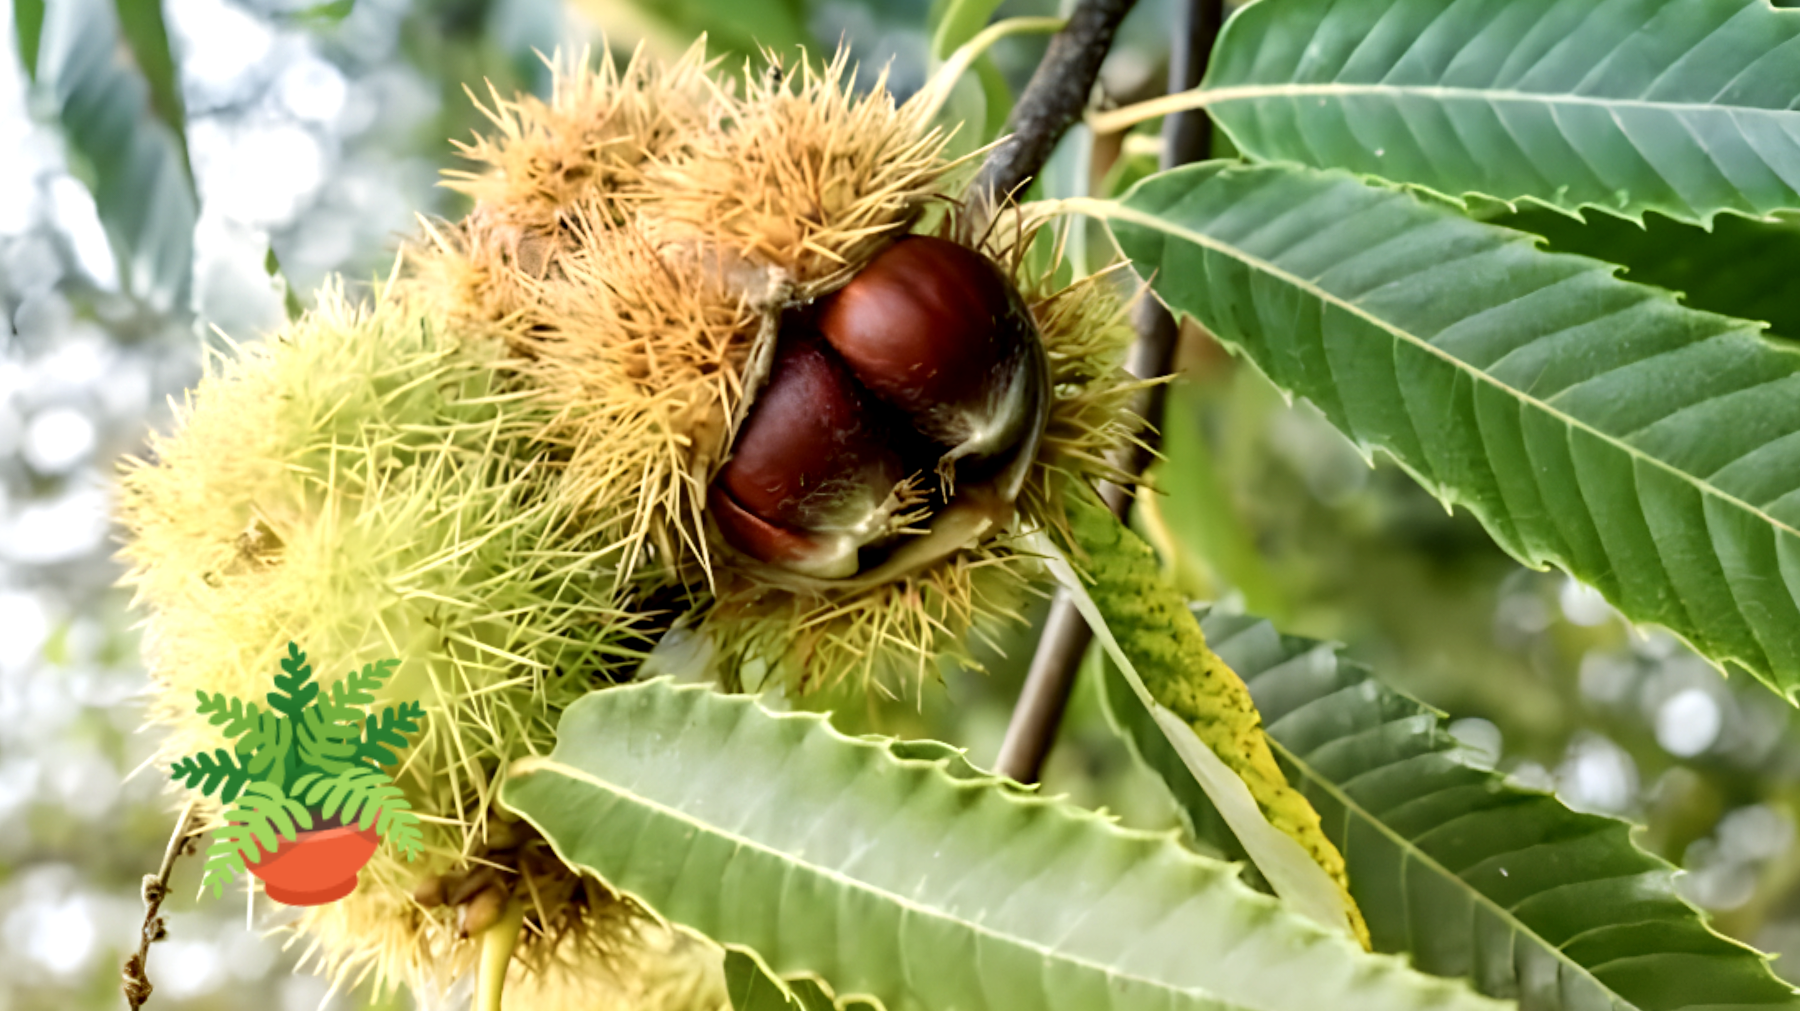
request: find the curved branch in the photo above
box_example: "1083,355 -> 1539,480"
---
122,801 -> 203,1009
968,0 -> 1140,204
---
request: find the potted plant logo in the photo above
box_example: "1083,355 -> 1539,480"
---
169,642 -> 425,905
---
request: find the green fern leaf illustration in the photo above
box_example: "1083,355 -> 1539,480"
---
300,766 -> 390,825
168,748 -> 252,803
194,690 -> 263,740
296,704 -> 359,774
267,640 -> 319,719
378,802 -> 423,861
356,700 -> 425,767
349,781 -> 408,831
327,658 -> 397,715
198,781 -> 313,897
199,835 -> 250,897
239,710 -> 294,789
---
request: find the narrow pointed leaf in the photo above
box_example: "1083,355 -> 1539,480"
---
13,0 -> 44,80
111,0 -> 189,171
1101,606 -> 1800,1011
1031,501 -> 1364,942
503,679 -> 1510,1011
1204,0 -> 1800,224
1097,161 -> 1800,703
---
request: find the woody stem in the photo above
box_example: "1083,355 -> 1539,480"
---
122,800 -> 203,1009
969,0 -> 1141,203
995,0 -> 1226,785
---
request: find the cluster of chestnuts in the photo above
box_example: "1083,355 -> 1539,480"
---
710,237 -> 1049,580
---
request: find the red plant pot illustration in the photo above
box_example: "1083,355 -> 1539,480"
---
249,823 -> 382,905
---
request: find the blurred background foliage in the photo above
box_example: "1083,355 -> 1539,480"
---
2,0 -> 1798,1007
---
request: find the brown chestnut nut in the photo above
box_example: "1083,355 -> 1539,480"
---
714,336 -> 907,578
815,236 -> 1039,469
709,485 -> 858,578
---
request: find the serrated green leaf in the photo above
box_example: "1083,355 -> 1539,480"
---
726,948 -> 843,1011
1203,0 -> 1800,224
880,737 -> 1029,790
32,0 -> 195,311
503,679 -> 1510,1011
1103,605 -> 1800,1011
1493,206 -> 1800,342
1095,160 -> 1800,703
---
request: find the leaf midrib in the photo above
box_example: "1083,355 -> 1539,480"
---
1087,196 -> 1800,544
507,753 -> 1250,1011
1197,81 -> 1800,118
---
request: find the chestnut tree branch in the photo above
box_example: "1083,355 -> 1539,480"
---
995,0 -> 1226,786
968,0 -> 1140,204
123,800 -> 203,1009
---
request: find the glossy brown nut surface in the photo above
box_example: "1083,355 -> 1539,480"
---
815,236 -> 1035,448
719,336 -> 904,534
708,485 -> 857,579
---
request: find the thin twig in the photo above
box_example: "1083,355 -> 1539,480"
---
968,0 -> 1141,205
123,800 -> 203,1009
995,0 -> 1226,785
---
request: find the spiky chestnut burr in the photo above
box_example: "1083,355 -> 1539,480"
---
120,43 -> 1143,1010
711,237 -> 1050,580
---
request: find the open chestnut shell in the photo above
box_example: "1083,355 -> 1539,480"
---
711,236 -> 1050,581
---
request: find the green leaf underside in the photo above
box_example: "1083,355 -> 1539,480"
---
504,680 -> 1508,1011
1203,0 -> 1800,224
1103,161 -> 1800,703
1103,608 -> 1799,1011
1493,207 -> 1800,342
